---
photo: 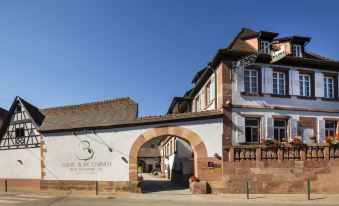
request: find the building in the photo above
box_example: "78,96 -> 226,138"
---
169,28 -> 339,145
137,138 -> 161,173
1,28 -> 339,194
167,27 -> 339,193
0,96 -> 222,192
160,136 -> 194,186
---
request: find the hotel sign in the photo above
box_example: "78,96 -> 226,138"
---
270,45 -> 286,63
61,140 -> 112,176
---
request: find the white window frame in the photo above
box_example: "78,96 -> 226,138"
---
245,118 -> 260,143
324,76 -> 334,98
325,121 -> 337,137
273,119 -> 287,142
293,45 -> 302,57
205,81 -> 212,106
261,40 -> 270,54
244,69 -> 258,93
273,71 -> 286,95
299,74 -> 311,97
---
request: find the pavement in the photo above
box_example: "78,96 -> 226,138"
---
0,174 -> 338,205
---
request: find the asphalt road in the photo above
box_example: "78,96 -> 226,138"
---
1,194 -> 339,206
0,174 -> 338,206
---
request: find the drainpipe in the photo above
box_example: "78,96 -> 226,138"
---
208,62 -> 217,109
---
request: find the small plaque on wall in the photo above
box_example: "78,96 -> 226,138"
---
208,162 -> 214,169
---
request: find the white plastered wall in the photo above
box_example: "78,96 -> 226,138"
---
232,108 -> 339,145
0,148 -> 41,179
43,118 -> 223,181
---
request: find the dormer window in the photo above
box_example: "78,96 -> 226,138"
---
260,40 -> 270,54
293,45 -> 302,57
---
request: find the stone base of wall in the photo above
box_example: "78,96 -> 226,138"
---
189,181 -> 206,194
222,160 -> 339,194
0,179 -> 41,192
40,180 -> 141,193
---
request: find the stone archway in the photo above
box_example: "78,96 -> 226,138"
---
129,126 -> 208,181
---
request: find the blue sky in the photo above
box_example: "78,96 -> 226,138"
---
0,0 -> 338,116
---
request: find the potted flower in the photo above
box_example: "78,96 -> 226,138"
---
137,175 -> 144,182
324,135 -> 339,146
289,136 -> 305,148
189,175 -> 200,183
262,138 -> 282,149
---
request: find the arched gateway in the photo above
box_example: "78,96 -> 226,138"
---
129,126 -> 208,181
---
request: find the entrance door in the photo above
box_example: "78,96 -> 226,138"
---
302,127 -> 314,144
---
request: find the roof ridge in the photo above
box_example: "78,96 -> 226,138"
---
138,110 -> 221,120
40,97 -> 136,111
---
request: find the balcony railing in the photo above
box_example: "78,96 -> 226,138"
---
224,144 -> 339,162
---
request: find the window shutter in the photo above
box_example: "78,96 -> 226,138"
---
263,68 -> 273,94
314,72 -> 324,97
211,76 -> 215,102
289,70 -> 293,95
318,120 -> 325,143
236,116 -> 246,143
266,117 -> 274,139
290,118 -> 298,138
261,69 -> 265,93
201,90 -> 205,109
237,69 -> 245,92
291,69 -> 300,95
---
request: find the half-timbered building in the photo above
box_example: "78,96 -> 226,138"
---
1,28 -> 339,194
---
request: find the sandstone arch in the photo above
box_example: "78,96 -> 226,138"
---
129,126 -> 208,181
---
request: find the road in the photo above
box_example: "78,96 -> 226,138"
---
0,174 -> 338,206
0,192 -> 339,206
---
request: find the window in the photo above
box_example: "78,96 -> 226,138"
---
261,40 -> 270,54
325,121 -> 337,137
150,144 -> 155,148
245,118 -> 260,143
17,105 -> 22,112
195,96 -> 201,112
205,82 -> 212,106
15,128 -> 25,137
15,128 -> 25,145
299,74 -> 311,96
324,76 -> 334,98
293,45 -> 302,57
273,72 -> 285,95
244,70 -> 258,93
274,119 -> 287,142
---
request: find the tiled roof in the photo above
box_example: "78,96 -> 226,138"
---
304,51 -> 334,61
226,28 -> 337,62
39,109 -> 223,132
228,28 -> 257,53
39,98 -> 138,131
